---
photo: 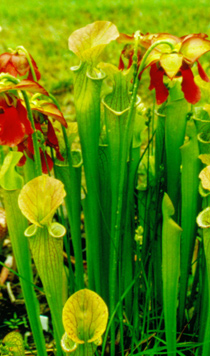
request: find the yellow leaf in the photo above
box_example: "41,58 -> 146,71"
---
18,175 -> 66,226
181,36 -> 210,62
68,21 -> 119,64
62,289 -> 108,344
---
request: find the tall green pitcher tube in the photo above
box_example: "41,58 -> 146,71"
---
18,175 -> 66,356
71,62 -> 105,293
0,152 -> 47,356
162,193 -> 182,356
165,82 -> 189,219
68,21 -> 119,294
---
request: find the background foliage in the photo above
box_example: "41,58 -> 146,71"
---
1,0 -> 210,99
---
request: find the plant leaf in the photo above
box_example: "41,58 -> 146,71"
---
3,190 -> 48,356
0,79 -> 48,95
162,193 -> 182,356
0,151 -> 23,190
179,119 -> 200,328
68,21 -> 119,64
30,101 -> 67,127
181,36 -> 210,62
18,175 -> 66,226
62,289 -> 108,344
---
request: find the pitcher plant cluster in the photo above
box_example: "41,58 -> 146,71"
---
0,21 -> 210,356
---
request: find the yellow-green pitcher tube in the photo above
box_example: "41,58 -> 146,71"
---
165,81 -> 189,220
18,175 -> 67,356
26,225 -> 65,355
71,62 -> 105,294
179,120 -> 200,329
162,193 -> 182,356
0,152 -> 47,356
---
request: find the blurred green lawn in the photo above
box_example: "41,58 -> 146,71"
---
1,0 -> 210,97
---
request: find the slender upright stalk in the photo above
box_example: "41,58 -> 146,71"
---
0,73 -> 42,176
71,63 -> 105,294
16,46 -> 38,82
122,145 -> 140,317
0,145 -> 4,165
162,193 -> 182,356
164,83 -> 189,219
179,119 -> 200,328
21,90 -> 42,176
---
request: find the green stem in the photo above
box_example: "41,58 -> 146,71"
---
122,37 -> 175,155
116,38 -> 175,138
164,84 -> 189,219
0,145 -> 4,165
122,146 -> 140,317
18,45 -> 48,176
0,73 -> 42,176
125,38 -> 175,131
138,39 -> 175,77
48,94 -> 72,169
179,120 -> 200,328
0,261 -> 43,292
101,270 -> 141,356
162,193 -> 182,356
16,46 -> 38,82
49,94 -> 74,175
21,90 -> 42,176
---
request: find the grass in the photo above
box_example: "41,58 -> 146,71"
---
1,0 -> 210,95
